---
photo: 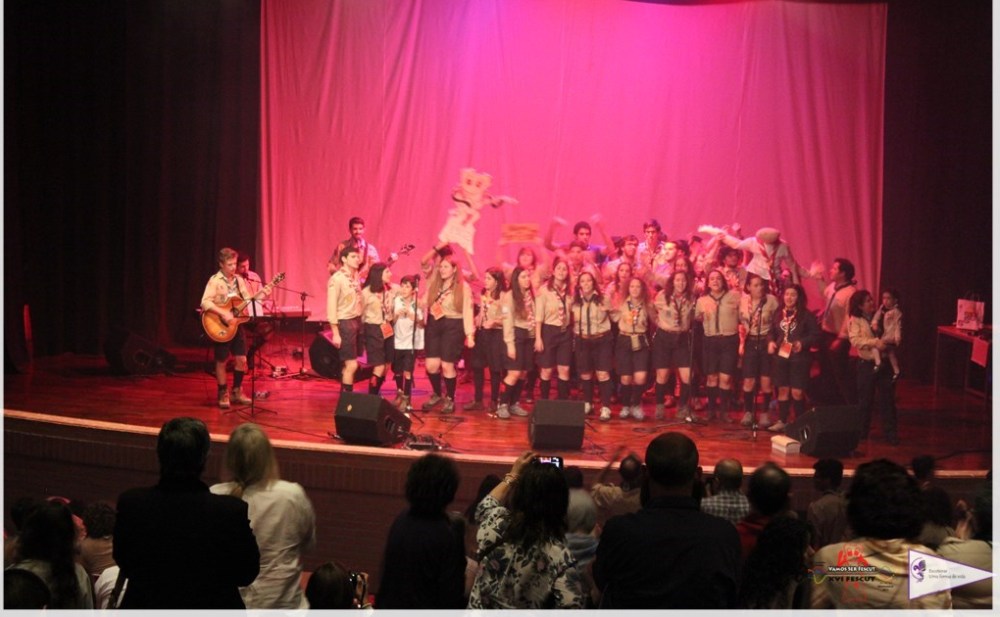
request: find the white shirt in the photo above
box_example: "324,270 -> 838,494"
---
392,295 -> 425,350
210,480 -> 317,609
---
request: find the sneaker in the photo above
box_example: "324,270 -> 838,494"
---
619,406 -> 631,419
441,397 -> 455,414
231,388 -> 253,405
218,391 -> 231,410
583,402 -> 593,415
511,403 -> 529,417
496,403 -> 511,419
758,412 -> 770,426
421,394 -> 443,411
399,395 -> 411,412
655,404 -> 665,420
463,400 -> 486,412
767,420 -> 787,433
391,390 -> 404,407
740,412 -> 753,427
599,406 -> 612,421
675,405 -> 692,421
691,397 -> 706,411
631,405 -> 645,421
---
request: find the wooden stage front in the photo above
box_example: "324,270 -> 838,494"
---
4,331 -> 992,592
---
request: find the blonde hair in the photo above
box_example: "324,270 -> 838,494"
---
224,423 -> 279,498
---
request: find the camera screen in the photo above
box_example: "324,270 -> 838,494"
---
535,455 -> 564,468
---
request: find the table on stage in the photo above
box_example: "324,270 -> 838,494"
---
933,325 -> 991,399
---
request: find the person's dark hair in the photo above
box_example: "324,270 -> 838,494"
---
9,496 -> 45,534
675,239 -> 691,257
833,258 -> 855,282
718,245 -> 737,261
881,288 -> 901,307
573,272 -> 603,306
364,262 -> 389,292
157,417 -> 210,480
465,474 -> 501,523
4,568 -> 51,609
82,502 -> 116,538
911,455 -> 936,482
506,463 -> 569,548
305,561 -> 354,609
848,289 -> 873,318
400,273 -> 421,289
237,251 -> 253,265
619,454 -> 643,485
847,458 -> 923,539
16,501 -> 79,608
812,459 -> 844,489
643,218 -> 661,233
973,482 -> 992,541
783,283 -> 809,314
348,216 -> 365,229
339,245 -> 360,262
562,465 -> 585,489
713,459 -> 744,492
511,266 -> 534,320
572,221 -> 592,235
483,267 -> 507,300
737,515 -> 813,609
921,486 -> 954,527
747,462 -> 792,516
404,453 -> 460,517
645,432 -> 698,489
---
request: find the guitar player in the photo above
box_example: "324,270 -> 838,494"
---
201,247 -> 273,409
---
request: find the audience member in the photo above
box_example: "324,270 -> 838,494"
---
93,564 -> 127,609
911,454 -> 937,489
811,458 -> 951,609
305,561 -> 370,609
700,458 -> 749,525
592,432 -> 741,609
916,486 -> 956,550
590,447 -> 642,524
79,501 -> 116,581
377,453 -> 466,609
806,458 -> 850,550
4,496 -> 45,567
113,417 -> 260,609
937,481 -> 992,609
8,500 -> 94,608
469,452 -> 585,608
736,462 -> 792,559
562,465 -> 585,489
565,489 -> 599,607
4,568 -> 51,609
210,423 -> 317,609
738,515 -> 813,609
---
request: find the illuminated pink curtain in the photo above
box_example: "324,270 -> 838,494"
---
261,0 -> 885,318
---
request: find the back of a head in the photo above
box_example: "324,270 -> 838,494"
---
82,502 -> 116,539
911,455 -> 936,482
645,432 -> 698,489
510,463 -> 570,543
848,458 -> 923,540
747,463 -> 791,517
225,423 -> 278,496
921,486 -> 954,527
405,453 -> 460,517
566,489 -> 597,534
4,568 -> 51,609
466,474 -> 501,523
157,417 -> 210,481
18,501 -> 76,564
305,562 -> 354,609
562,465 -> 585,489
812,458 -> 844,489
714,459 -> 744,492
619,454 -> 643,485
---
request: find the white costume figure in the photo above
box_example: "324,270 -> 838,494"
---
438,167 -> 517,255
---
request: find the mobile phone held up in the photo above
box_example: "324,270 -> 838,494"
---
533,455 -> 564,468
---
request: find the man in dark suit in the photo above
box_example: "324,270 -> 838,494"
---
113,417 -> 260,608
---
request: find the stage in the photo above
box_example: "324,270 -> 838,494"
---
3,328 -> 992,591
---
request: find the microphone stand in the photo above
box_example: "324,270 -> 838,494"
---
273,284 -> 315,379
229,291 -> 277,417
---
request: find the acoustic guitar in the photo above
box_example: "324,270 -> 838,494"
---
202,272 -> 285,343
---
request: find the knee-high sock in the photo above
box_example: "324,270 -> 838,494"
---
489,369 -> 502,403
404,376 -> 413,396
500,380 -> 515,406
368,374 -> 385,395
444,376 -> 457,398
539,378 -> 552,400
778,399 -> 791,422
620,384 -> 633,408
598,380 -> 613,407
233,370 -> 244,390
580,378 -> 594,403
525,370 -> 537,398
428,371 -> 442,396
679,383 -> 691,407
762,391 -> 773,410
341,382 -> 354,393
511,379 -> 526,405
743,391 -> 756,415
706,386 -> 720,411
395,373 -> 405,391
655,382 -> 668,405
557,378 -> 571,400
632,384 -> 645,406
472,368 -> 485,401
719,387 -> 732,413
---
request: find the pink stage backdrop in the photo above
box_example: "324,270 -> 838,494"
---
261,0 -> 885,319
